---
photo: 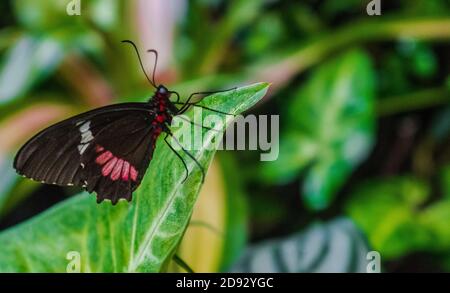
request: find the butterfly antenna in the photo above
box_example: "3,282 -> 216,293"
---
121,40 -> 157,89
147,49 -> 158,87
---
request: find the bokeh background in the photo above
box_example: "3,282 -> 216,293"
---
0,0 -> 449,272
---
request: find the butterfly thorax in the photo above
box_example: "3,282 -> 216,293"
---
149,85 -> 178,127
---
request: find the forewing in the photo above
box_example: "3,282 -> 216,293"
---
80,114 -> 160,204
14,103 -> 158,204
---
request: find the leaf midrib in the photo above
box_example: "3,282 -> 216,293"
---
128,164 -> 196,272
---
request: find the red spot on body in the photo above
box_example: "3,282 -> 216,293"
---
110,159 -> 124,181
130,166 -> 138,181
122,161 -> 130,180
96,151 -> 113,165
156,114 -> 165,123
102,157 -> 117,176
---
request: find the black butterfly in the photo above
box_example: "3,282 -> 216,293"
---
14,40 -> 231,205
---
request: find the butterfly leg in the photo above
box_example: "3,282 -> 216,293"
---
165,132 -> 206,183
174,102 -> 236,116
175,115 -> 223,132
176,88 -> 237,113
164,134 -> 189,183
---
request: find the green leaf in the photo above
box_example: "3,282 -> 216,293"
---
14,0 -> 119,33
168,153 -> 248,273
346,176 -> 450,259
260,132 -> 317,184
0,157 -> 19,214
188,0 -> 266,75
345,177 -> 429,258
167,158 -> 227,273
261,49 -> 375,210
14,0 -> 73,31
0,156 -> 40,219
231,217 -> 371,273
0,82 -> 269,272
12,0 -> 107,57
397,40 -> 437,79
440,165 -> 450,198
217,152 -> 248,271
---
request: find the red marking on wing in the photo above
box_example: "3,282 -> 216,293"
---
122,161 -> 130,181
95,145 -> 138,182
96,151 -> 113,165
110,159 -> 124,181
102,157 -> 117,177
130,166 -> 138,181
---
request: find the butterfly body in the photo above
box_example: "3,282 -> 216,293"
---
14,86 -> 176,205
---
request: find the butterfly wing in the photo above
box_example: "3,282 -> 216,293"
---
14,103 -> 160,204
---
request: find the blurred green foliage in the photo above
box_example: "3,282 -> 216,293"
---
261,49 -> 375,210
0,0 -> 449,272
345,167 -> 450,272
0,35 -> 64,104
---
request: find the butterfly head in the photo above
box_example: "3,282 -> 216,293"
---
157,85 -> 168,95
152,85 -> 171,101
151,85 -> 179,114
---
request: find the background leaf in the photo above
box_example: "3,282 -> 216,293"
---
168,153 -> 248,273
231,217 -> 371,273
168,158 -> 227,273
346,174 -> 450,261
0,35 -> 64,104
261,49 -> 376,210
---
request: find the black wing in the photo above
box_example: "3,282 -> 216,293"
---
14,103 -> 160,204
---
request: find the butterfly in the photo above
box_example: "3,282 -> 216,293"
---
13,40 -> 232,205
